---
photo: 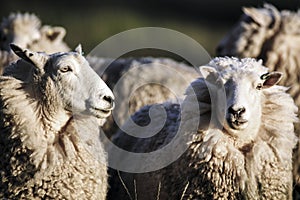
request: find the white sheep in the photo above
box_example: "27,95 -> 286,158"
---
0,12 -> 70,74
0,44 -> 114,199
108,57 -> 298,200
216,3 -> 300,195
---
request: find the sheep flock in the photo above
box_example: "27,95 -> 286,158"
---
0,3 -> 299,200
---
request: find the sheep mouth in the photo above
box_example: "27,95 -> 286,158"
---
226,118 -> 248,130
90,107 -> 113,118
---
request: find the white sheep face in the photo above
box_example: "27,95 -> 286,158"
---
216,4 -> 280,58
10,44 -> 114,119
200,64 -> 282,141
52,55 -> 114,118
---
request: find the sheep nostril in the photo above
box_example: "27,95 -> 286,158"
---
102,95 -> 114,107
228,106 -> 246,117
228,106 -> 235,114
238,107 -> 246,115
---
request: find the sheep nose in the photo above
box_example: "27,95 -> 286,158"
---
228,106 -> 245,117
102,95 -> 115,109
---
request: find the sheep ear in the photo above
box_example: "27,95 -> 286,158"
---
75,44 -> 83,55
41,26 -> 66,42
10,44 -> 49,69
200,66 -> 219,83
261,72 -> 282,88
242,6 -> 273,26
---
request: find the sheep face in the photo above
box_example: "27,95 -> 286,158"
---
10,44 -> 114,119
216,4 -> 280,58
51,52 -> 115,119
200,65 -> 282,141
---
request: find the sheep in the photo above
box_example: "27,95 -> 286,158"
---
0,12 -> 70,74
0,44 -> 114,199
0,13 -> 41,51
88,56 -> 200,137
0,12 -> 70,53
107,57 -> 298,200
215,3 -> 300,196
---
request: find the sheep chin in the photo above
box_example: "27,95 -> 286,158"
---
223,118 -> 249,135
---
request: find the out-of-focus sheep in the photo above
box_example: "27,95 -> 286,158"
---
108,57 -> 298,200
216,3 -> 300,196
0,12 -> 70,74
0,44 -> 114,199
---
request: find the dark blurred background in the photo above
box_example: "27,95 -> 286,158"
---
1,0 -> 299,56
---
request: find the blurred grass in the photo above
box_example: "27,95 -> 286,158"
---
63,8 -> 229,56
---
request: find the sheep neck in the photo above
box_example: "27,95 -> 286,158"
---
30,74 -> 72,135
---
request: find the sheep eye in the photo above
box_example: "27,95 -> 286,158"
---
59,65 -> 72,73
256,83 -> 263,90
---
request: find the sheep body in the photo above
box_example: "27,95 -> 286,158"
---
108,57 -> 298,200
0,45 -> 114,199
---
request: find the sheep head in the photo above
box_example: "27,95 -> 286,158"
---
200,57 -> 282,143
9,44 -> 114,120
216,3 -> 281,58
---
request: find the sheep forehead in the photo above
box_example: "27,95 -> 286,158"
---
224,71 -> 259,89
52,52 -> 83,68
209,57 -> 268,79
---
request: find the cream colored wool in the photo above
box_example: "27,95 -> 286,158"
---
108,57 -> 298,200
0,45 -> 114,199
216,3 -> 300,195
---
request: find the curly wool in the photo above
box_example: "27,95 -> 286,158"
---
0,58 -> 107,199
108,57 -> 298,200
216,4 -> 300,193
